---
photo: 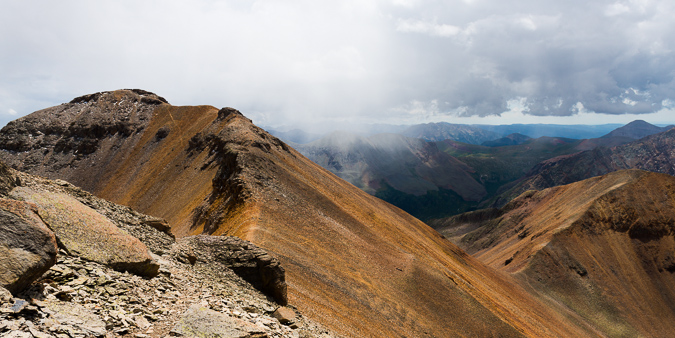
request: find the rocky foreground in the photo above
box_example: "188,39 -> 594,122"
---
0,162 -> 336,338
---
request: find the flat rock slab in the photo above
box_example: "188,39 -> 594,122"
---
0,198 -> 58,294
41,299 -> 106,337
172,304 -> 268,338
10,187 -> 158,278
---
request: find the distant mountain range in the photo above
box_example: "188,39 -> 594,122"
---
496,125 -> 675,205
269,121 -> 646,146
474,123 -> 625,139
296,119 -> 674,221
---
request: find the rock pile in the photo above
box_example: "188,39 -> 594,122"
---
0,164 -> 337,338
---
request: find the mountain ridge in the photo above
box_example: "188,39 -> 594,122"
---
432,169 -> 675,337
0,89 -> 601,337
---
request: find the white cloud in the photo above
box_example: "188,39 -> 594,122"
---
396,19 -> 461,37
605,3 -> 631,16
1,0 -> 674,129
7,109 -> 17,116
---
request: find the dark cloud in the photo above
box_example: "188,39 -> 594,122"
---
1,0 -> 674,128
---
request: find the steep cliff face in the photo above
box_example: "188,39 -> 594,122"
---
0,90 -> 600,337
435,169 -> 675,337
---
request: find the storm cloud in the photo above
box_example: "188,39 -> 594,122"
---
1,0 -> 674,127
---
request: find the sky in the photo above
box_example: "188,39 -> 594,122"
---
1,0 -> 675,130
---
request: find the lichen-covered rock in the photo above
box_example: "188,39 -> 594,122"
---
40,299 -> 106,337
173,235 -> 287,305
0,199 -> 57,294
172,304 -> 267,338
9,187 -> 159,278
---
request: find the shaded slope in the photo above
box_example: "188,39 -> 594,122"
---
438,136 -> 583,203
296,132 -> 487,220
0,90 -> 601,338
401,122 -> 501,144
433,169 -> 675,337
481,133 -> 531,147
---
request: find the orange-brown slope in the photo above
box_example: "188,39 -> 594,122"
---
436,169 -> 675,337
0,91 -> 600,337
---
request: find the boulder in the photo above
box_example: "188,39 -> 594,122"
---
173,235 -> 287,305
10,187 -> 159,278
172,304 -> 267,338
271,307 -> 296,325
0,199 -> 58,294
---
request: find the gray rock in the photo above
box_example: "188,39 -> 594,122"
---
0,199 -> 58,294
172,304 -> 268,338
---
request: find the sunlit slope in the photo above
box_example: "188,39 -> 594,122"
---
435,169 -> 675,337
0,90 -> 601,337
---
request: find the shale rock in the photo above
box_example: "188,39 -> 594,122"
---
173,235 -> 287,305
0,248 -> 335,338
10,187 -> 159,278
0,161 -> 15,196
0,198 -> 58,294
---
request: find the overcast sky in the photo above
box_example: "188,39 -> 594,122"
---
1,0 -> 675,129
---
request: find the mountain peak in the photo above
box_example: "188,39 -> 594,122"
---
601,119 -> 670,139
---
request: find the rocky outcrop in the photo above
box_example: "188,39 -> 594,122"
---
0,199 -> 58,294
0,164 -> 324,337
0,247 -> 333,338
10,187 -> 160,278
0,89 -> 165,190
173,235 -> 287,305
